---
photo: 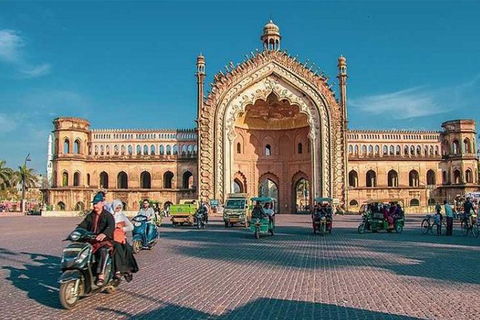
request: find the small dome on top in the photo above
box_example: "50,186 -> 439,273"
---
263,20 -> 280,36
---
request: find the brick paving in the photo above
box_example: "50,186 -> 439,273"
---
0,214 -> 479,319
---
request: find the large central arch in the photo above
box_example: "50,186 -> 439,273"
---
198,50 -> 346,211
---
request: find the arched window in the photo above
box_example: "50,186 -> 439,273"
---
410,199 -> 420,207
121,145 -> 126,155
426,170 -> 436,185
354,145 -> 359,155
140,171 -> 151,189
64,139 -> 70,154
117,171 -> 128,189
428,198 -> 436,206
298,143 -> 303,154
114,145 -> 119,155
166,145 -> 171,155
62,171 -> 68,186
160,145 -> 165,155
100,145 -> 104,155
237,143 -> 241,154
410,145 -> 415,156
164,171 -> 174,189
265,144 -> 271,156
151,145 -> 155,155
442,171 -> 447,184
409,170 -> 419,187
143,145 -> 148,155
73,172 -> 80,186
57,201 -> 66,211
375,145 -> 380,155
368,145 -> 373,155
453,170 -> 461,184
465,169 -> 473,183
362,145 -> 367,155
86,173 -> 90,186
350,200 -> 359,206
396,145 -> 400,156
105,145 -> 110,155
187,145 -> 193,155
404,145 -> 409,156
348,170 -> 358,188
348,145 -> 353,155
181,145 -> 187,156
74,139 -> 81,154
182,171 -> 193,189
464,138 -> 472,153
100,171 -> 109,189
435,146 -> 439,156
128,145 -> 133,155
416,145 -> 421,156
136,145 -> 141,155
366,170 -> 376,187
388,170 -> 398,187
389,145 -> 394,155
452,140 -> 460,154
383,145 -> 388,155
173,145 -> 179,155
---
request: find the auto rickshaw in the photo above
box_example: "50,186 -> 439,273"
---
249,197 -> 275,239
358,199 -> 405,234
312,197 -> 333,235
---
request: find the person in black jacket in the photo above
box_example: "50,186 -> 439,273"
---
463,197 -> 476,226
78,193 -> 115,286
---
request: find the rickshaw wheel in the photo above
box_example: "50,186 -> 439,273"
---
395,224 -> 403,233
357,224 -> 365,234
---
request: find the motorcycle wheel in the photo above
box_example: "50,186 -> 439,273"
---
59,281 -> 80,309
357,223 -> 365,234
254,228 -> 260,239
197,220 -> 201,229
133,240 -> 142,254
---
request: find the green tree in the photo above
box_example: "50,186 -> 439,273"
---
14,165 -> 38,190
0,160 -> 14,191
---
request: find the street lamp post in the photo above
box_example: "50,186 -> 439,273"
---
21,153 -> 31,214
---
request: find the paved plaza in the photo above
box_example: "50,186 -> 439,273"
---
0,214 -> 479,320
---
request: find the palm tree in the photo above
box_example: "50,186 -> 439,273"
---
0,160 -> 14,190
15,165 -> 39,190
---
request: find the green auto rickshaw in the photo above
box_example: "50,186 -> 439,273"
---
358,199 -> 405,234
249,197 -> 276,239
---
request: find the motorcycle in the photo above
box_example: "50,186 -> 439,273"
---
58,228 -> 119,309
195,209 -> 206,229
132,215 -> 159,253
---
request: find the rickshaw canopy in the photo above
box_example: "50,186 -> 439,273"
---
250,197 -> 276,203
314,197 -> 333,203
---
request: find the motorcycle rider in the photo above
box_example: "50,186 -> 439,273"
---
138,199 -> 155,234
78,192 -> 115,286
201,202 -> 209,224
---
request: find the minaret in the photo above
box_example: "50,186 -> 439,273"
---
47,134 -> 53,187
337,55 -> 348,123
195,54 -> 205,199
261,20 -> 281,51
196,54 -> 205,122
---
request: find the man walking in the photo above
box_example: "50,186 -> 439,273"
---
444,200 -> 453,236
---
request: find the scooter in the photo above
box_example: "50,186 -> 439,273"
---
58,228 -> 120,309
132,215 -> 158,253
195,209 -> 206,229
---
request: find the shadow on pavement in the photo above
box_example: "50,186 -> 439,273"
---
1,250 -> 62,309
102,296 -> 420,319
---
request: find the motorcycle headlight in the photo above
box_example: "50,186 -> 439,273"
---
134,222 -> 142,227
70,231 -> 81,241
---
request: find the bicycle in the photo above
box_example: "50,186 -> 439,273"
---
420,214 -> 446,236
460,214 -> 479,237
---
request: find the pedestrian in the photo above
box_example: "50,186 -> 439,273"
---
444,200 -> 453,236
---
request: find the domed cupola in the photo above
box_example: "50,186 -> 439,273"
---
261,20 -> 281,51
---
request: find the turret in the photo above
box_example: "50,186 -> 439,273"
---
261,20 -> 281,51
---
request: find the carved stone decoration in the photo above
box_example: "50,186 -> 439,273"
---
198,50 -> 345,205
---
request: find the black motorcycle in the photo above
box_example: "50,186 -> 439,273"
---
58,228 -> 120,309
195,209 -> 206,229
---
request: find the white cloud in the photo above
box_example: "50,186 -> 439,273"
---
19,63 -> 51,78
0,28 -> 51,79
0,29 -> 23,62
349,75 -> 480,120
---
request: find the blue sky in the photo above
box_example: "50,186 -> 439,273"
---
0,1 -> 479,173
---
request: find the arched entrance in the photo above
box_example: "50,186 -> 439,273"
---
258,178 -> 279,211
294,178 -> 310,214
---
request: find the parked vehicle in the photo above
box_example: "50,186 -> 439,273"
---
58,228 -> 120,309
170,199 -> 199,227
421,214 -> 446,235
132,215 -> 159,253
223,193 -> 250,227
358,199 -> 405,234
249,197 -> 275,239
312,197 -> 333,235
